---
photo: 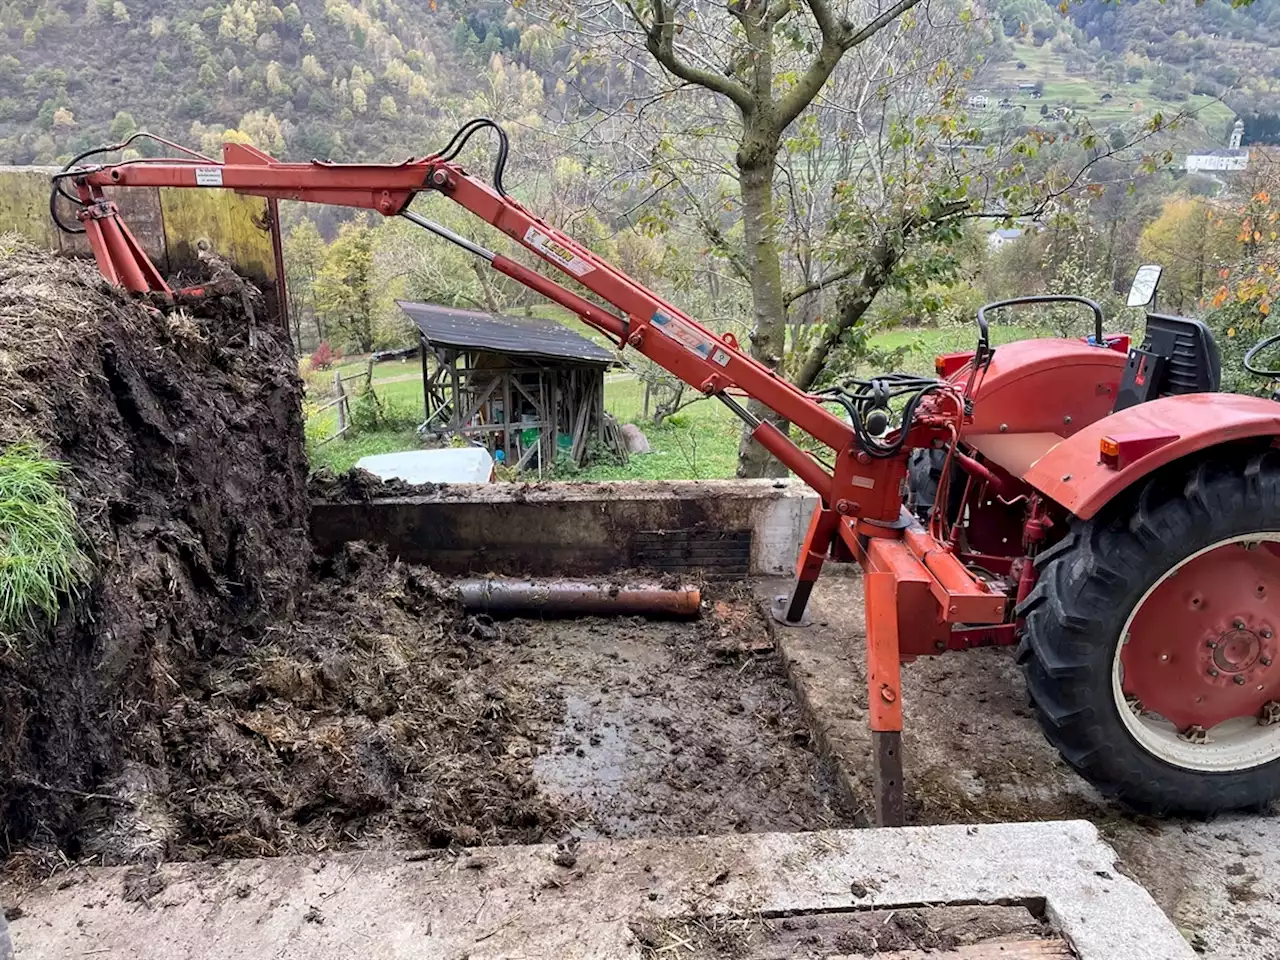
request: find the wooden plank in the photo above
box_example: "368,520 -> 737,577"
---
511,376 -> 541,410
829,942 -> 1071,960
502,371 -> 513,461
570,373 -> 592,462
315,423 -> 350,446
427,343 -> 437,422
449,351 -> 461,429
458,376 -> 501,428
333,370 -> 347,438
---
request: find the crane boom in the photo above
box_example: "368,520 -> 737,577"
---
53,120 -> 1006,826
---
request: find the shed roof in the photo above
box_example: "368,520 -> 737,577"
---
397,301 -> 615,366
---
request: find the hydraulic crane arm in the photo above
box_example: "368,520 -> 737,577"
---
53,119 -> 1008,826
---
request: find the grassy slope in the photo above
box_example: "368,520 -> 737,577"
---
986,39 -> 1234,136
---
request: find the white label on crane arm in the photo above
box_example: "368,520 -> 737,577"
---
524,227 -> 593,277
195,167 -> 223,187
650,311 -> 731,366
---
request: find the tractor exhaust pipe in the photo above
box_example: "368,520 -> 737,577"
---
457,578 -> 701,618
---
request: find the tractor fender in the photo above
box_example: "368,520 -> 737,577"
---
1023,393 -> 1280,520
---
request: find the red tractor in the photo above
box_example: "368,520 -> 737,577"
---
53,120 -> 1280,825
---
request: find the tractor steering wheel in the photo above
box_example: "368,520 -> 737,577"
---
975,295 -> 1105,363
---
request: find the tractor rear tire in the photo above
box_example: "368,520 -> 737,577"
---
907,448 -> 964,524
1018,450 -> 1280,813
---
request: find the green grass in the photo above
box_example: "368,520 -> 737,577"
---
304,371 -> 427,473
302,323 -> 1064,481
0,443 -> 91,634
307,428 -> 425,474
574,411 -> 740,481
872,324 -> 1040,373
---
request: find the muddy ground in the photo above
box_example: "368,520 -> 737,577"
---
0,240 -> 847,875
3,540 -> 845,872
527,600 -> 849,840
0,239 -> 309,855
633,904 -> 1058,959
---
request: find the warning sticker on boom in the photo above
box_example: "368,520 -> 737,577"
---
651,311 -> 730,366
524,227 -> 594,277
195,167 -> 224,187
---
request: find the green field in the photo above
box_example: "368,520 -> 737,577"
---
304,322 -> 1055,478
986,39 -> 1234,138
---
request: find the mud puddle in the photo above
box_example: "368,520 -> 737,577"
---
526,601 -> 851,839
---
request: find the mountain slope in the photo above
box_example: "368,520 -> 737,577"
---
0,0 -> 565,165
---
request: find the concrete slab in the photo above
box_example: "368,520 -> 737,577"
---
760,573 -> 1280,960
3,821 -> 1190,959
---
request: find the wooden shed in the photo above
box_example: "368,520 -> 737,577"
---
399,301 -> 622,471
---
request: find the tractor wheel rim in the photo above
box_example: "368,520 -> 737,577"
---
1112,532 -> 1280,773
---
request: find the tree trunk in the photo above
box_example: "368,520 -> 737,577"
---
735,152 -> 789,479
473,261 -> 502,315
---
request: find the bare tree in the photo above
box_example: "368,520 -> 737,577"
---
532,0 -> 1206,480
522,0 -> 943,473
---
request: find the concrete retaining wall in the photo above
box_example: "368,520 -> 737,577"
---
311,479 -> 820,577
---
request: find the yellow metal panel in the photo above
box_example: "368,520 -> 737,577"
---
158,188 -> 276,286
0,166 -> 61,248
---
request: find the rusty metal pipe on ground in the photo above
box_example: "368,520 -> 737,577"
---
458,578 -> 701,618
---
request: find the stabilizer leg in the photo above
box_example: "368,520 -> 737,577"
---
865,569 -> 905,826
771,505 -> 840,626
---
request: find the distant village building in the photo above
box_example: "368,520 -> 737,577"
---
1184,119 -> 1248,173
987,227 -> 1025,250
968,94 -> 989,109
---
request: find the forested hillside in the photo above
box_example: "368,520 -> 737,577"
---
8,0 -> 1280,482
0,0 -> 599,164
1056,0 -> 1280,128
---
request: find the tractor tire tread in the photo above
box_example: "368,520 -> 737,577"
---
1019,448 -> 1280,815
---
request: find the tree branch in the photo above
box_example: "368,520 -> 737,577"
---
767,0 -> 794,25
627,0 -> 756,114
845,0 -> 926,48
773,39 -> 844,134
778,0 -> 928,131
791,198 -> 969,390
784,263 -> 862,305
803,0 -> 841,42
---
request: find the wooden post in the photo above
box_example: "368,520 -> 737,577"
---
643,380 -> 650,419
550,374 -> 560,464
597,372 -> 606,437
450,351 -> 461,429
502,371 -> 512,463
427,343 -> 437,424
333,369 -> 347,436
